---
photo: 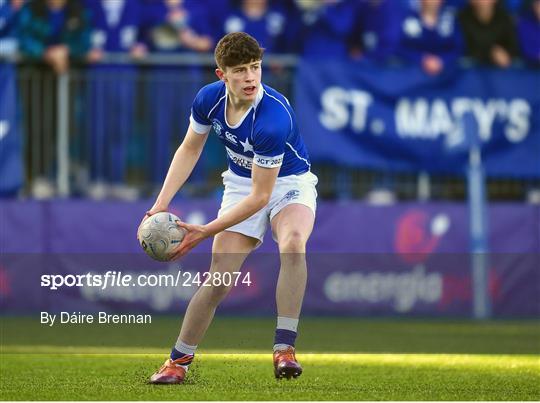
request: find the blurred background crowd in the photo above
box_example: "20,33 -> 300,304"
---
0,0 -> 539,201
2,0 -> 540,69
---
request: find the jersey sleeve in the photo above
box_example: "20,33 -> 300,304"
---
252,107 -> 291,169
189,87 -> 212,134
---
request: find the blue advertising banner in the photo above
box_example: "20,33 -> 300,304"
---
0,200 -> 538,317
0,63 -> 23,196
295,62 -> 540,177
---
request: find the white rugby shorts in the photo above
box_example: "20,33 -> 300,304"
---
217,169 -> 318,245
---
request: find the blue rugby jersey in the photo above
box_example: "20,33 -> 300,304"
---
85,0 -> 142,52
218,6 -> 288,53
190,81 -> 311,178
398,7 -> 463,66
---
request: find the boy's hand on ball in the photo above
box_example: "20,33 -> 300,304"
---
145,203 -> 169,217
169,221 -> 209,260
137,205 -> 168,240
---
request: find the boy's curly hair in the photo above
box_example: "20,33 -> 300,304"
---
215,32 -> 264,69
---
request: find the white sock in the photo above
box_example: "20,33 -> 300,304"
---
175,339 -> 197,356
277,316 -> 299,332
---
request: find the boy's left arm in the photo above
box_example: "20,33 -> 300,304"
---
171,163 -> 280,259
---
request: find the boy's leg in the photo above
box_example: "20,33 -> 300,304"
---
272,203 -> 314,318
178,230 -> 257,344
270,204 -> 315,379
150,230 -> 258,384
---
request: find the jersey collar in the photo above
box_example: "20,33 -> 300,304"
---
224,83 -> 264,108
253,84 -> 264,108
223,84 -> 265,128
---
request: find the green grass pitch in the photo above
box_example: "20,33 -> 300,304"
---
1,317 -> 539,400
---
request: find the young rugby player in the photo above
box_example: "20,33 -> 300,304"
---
144,32 -> 317,383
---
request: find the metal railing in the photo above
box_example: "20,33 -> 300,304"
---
7,54 -> 540,201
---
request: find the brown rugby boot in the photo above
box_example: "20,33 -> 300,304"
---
149,357 -> 191,384
273,346 -> 302,379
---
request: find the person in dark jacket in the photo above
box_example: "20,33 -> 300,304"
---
17,0 -> 90,198
18,0 -> 90,74
458,0 -> 519,67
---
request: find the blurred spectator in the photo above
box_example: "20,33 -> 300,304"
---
458,0 -> 519,67
18,0 -> 90,74
504,0 -> 524,12
85,0 -> 146,62
517,0 -> 540,66
196,0 -> 233,45
142,0 -> 212,53
0,61 -> 23,198
219,0 -> 290,53
0,0 -> 25,197
296,0 -> 357,59
407,0 -> 467,12
140,0 -> 212,190
0,0 -> 24,57
16,0 -> 89,198
407,0 -> 523,12
398,0 -> 463,75
84,0 -> 145,199
350,0 -> 404,63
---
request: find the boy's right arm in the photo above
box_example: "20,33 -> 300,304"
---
146,124 -> 209,215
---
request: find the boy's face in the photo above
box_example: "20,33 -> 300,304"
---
217,60 -> 262,103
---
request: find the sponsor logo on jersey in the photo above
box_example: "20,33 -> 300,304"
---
254,153 -> 284,168
225,131 -> 238,145
226,147 -> 253,170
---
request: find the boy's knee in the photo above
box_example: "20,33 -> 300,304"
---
279,230 -> 307,254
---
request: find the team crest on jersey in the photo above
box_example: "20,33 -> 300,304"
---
212,119 -> 223,137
